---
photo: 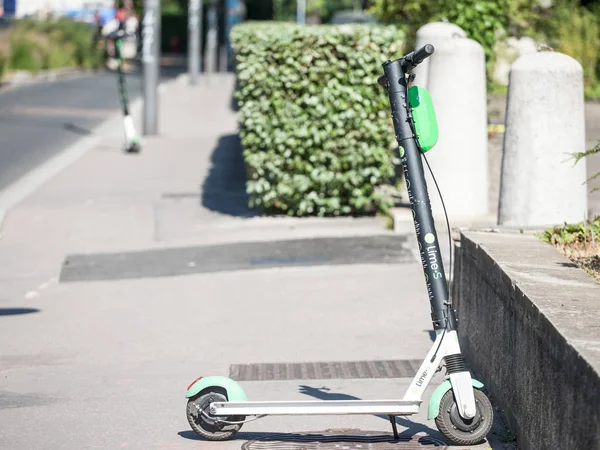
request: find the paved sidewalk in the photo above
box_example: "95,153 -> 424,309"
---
0,74 -> 515,450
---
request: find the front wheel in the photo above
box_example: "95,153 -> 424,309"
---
186,388 -> 243,441
435,388 -> 493,446
125,142 -> 141,153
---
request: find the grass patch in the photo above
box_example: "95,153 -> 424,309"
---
537,216 -> 600,283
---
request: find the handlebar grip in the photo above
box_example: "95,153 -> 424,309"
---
400,43 -> 435,72
377,44 -> 435,88
412,44 -> 435,65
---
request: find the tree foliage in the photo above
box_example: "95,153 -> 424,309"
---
274,0 -> 360,22
369,0 -> 600,91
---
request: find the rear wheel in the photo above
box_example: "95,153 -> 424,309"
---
125,142 -> 141,153
186,388 -> 243,441
435,388 -> 493,446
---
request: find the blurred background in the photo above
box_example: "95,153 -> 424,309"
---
0,0 -> 598,93
0,0 -> 598,216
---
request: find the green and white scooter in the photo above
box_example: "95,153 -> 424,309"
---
107,28 -> 141,153
184,44 -> 494,446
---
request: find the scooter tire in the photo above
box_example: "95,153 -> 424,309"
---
186,387 -> 243,441
435,388 -> 493,446
125,143 -> 141,153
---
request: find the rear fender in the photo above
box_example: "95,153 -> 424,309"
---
185,375 -> 248,401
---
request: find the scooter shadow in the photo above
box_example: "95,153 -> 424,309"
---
177,430 -> 443,445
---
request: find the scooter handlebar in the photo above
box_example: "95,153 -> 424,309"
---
406,44 -> 435,68
377,44 -> 435,87
105,30 -> 126,40
105,29 -> 136,41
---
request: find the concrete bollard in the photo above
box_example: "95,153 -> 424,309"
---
498,51 -> 587,227
424,37 -> 489,218
413,22 -> 467,88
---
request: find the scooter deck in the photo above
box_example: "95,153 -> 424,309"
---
211,399 -> 421,416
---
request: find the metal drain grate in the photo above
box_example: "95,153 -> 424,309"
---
241,430 -> 447,450
229,360 -> 422,381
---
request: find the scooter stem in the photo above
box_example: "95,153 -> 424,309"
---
381,58 -> 457,332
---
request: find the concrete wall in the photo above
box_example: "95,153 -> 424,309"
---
453,230 -> 600,450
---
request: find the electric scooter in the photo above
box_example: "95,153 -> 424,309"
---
184,44 -> 494,446
107,28 -> 141,153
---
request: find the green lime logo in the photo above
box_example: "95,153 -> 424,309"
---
424,233 -> 435,244
399,146 -> 405,157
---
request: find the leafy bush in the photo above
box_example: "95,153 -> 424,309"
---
369,0 -> 600,95
369,0 -> 510,63
231,22 -> 404,216
368,0 -> 437,30
4,18 -> 103,72
370,0 -> 546,67
9,35 -> 44,71
436,0 -> 507,75
50,18 -> 103,68
0,52 -> 6,79
585,83 -> 600,100
274,0 -> 359,22
47,42 -> 76,69
554,3 -> 599,93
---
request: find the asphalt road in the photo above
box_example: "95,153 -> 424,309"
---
0,66 -> 183,192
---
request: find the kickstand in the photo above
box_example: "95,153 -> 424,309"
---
388,415 -> 399,440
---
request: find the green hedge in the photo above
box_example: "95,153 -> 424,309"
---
0,53 -> 6,79
5,18 -> 103,73
230,22 -> 405,217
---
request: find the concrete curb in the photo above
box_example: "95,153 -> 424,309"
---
0,73 -> 187,234
453,229 -> 600,450
0,67 -> 100,92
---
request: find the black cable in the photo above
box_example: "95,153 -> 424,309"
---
420,152 -> 453,298
430,326 -> 447,363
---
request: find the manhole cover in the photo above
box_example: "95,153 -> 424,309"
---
242,430 -> 447,450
